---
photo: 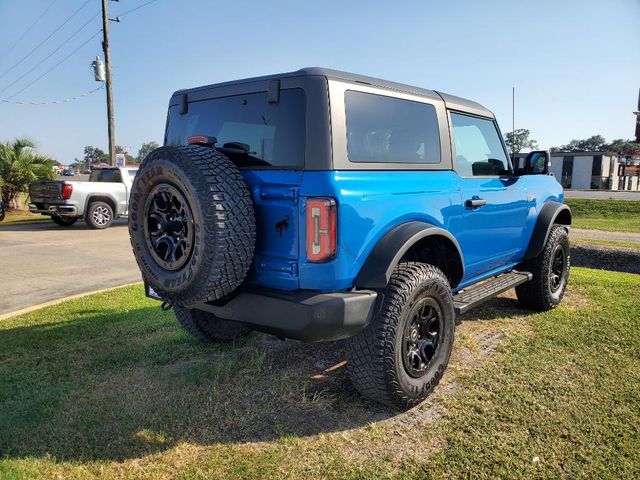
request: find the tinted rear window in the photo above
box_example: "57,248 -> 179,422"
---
345,91 -> 441,164
89,169 -> 122,183
165,89 -> 306,169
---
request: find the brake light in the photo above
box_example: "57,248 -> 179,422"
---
187,135 -> 217,146
61,183 -> 73,200
306,197 -> 337,263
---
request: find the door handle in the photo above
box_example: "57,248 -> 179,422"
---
465,198 -> 487,208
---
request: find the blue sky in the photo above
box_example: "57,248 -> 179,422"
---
0,0 -> 638,163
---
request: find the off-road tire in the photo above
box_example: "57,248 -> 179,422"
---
128,145 -> 255,306
346,262 -> 455,409
52,216 -> 78,227
516,225 -> 570,311
85,201 -> 113,229
174,306 -> 251,342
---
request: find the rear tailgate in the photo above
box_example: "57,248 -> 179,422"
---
241,170 -> 303,291
30,180 -> 65,204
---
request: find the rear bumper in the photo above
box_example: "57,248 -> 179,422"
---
146,285 -> 378,342
29,203 -> 78,217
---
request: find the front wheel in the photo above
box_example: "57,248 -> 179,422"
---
347,262 -> 455,409
52,216 -> 78,227
516,225 -> 570,311
85,201 -> 113,229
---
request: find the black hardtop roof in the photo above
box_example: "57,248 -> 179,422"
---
173,67 -> 494,118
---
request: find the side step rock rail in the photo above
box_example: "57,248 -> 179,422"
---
453,271 -> 532,315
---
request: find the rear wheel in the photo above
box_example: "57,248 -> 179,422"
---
347,262 -> 455,409
174,306 -> 251,342
85,201 -> 113,229
516,225 -> 570,311
52,216 -> 78,227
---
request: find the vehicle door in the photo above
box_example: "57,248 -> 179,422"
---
449,111 -> 529,280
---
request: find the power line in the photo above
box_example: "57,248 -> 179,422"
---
0,0 -> 59,61
7,30 -> 102,100
117,0 -> 162,17
0,11 -> 101,95
0,0 -> 92,82
1,84 -> 104,105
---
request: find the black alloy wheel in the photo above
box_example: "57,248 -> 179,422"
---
549,244 -> 567,293
143,183 -> 195,271
402,298 -> 443,378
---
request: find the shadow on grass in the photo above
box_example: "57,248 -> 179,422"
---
0,304 -> 395,462
0,295 -> 522,463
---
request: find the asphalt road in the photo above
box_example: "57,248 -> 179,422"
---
564,190 -> 640,200
0,219 -> 141,316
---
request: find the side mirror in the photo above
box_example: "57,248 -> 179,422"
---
524,150 -> 550,175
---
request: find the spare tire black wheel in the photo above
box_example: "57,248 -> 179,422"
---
128,145 -> 256,306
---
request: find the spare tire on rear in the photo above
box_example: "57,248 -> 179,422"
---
128,145 -> 256,306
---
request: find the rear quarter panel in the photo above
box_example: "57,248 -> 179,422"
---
298,170 -> 463,291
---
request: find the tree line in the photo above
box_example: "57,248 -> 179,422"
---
505,129 -> 640,156
76,141 -> 160,168
1,139 -> 161,209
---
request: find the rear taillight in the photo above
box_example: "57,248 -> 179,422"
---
306,197 -> 337,263
61,183 -> 73,200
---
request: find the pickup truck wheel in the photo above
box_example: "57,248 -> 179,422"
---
346,262 -> 455,409
128,145 -> 255,306
52,216 -> 78,227
85,201 -> 113,229
174,306 -> 251,342
516,225 -> 570,311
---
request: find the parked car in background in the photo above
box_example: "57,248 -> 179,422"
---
129,67 -> 572,409
29,166 -> 138,228
61,168 -> 75,176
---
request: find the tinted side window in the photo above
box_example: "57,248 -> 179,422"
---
165,89 -> 306,169
450,113 -> 509,176
345,91 -> 441,164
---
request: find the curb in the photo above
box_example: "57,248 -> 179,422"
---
571,245 -> 640,275
0,282 -> 142,321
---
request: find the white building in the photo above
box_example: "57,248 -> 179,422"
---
515,152 -> 640,191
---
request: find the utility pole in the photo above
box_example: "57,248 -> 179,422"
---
101,0 -> 116,166
512,86 -> 515,151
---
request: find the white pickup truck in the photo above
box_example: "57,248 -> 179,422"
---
29,166 -> 138,229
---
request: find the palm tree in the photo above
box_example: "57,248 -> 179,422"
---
0,138 -> 56,207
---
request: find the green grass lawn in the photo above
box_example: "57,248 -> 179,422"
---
0,211 -> 49,226
0,268 -> 639,479
565,199 -> 640,233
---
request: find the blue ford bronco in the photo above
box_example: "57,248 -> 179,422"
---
129,68 -> 571,409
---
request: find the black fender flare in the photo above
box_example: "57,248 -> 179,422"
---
523,201 -> 572,260
354,221 -> 464,289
